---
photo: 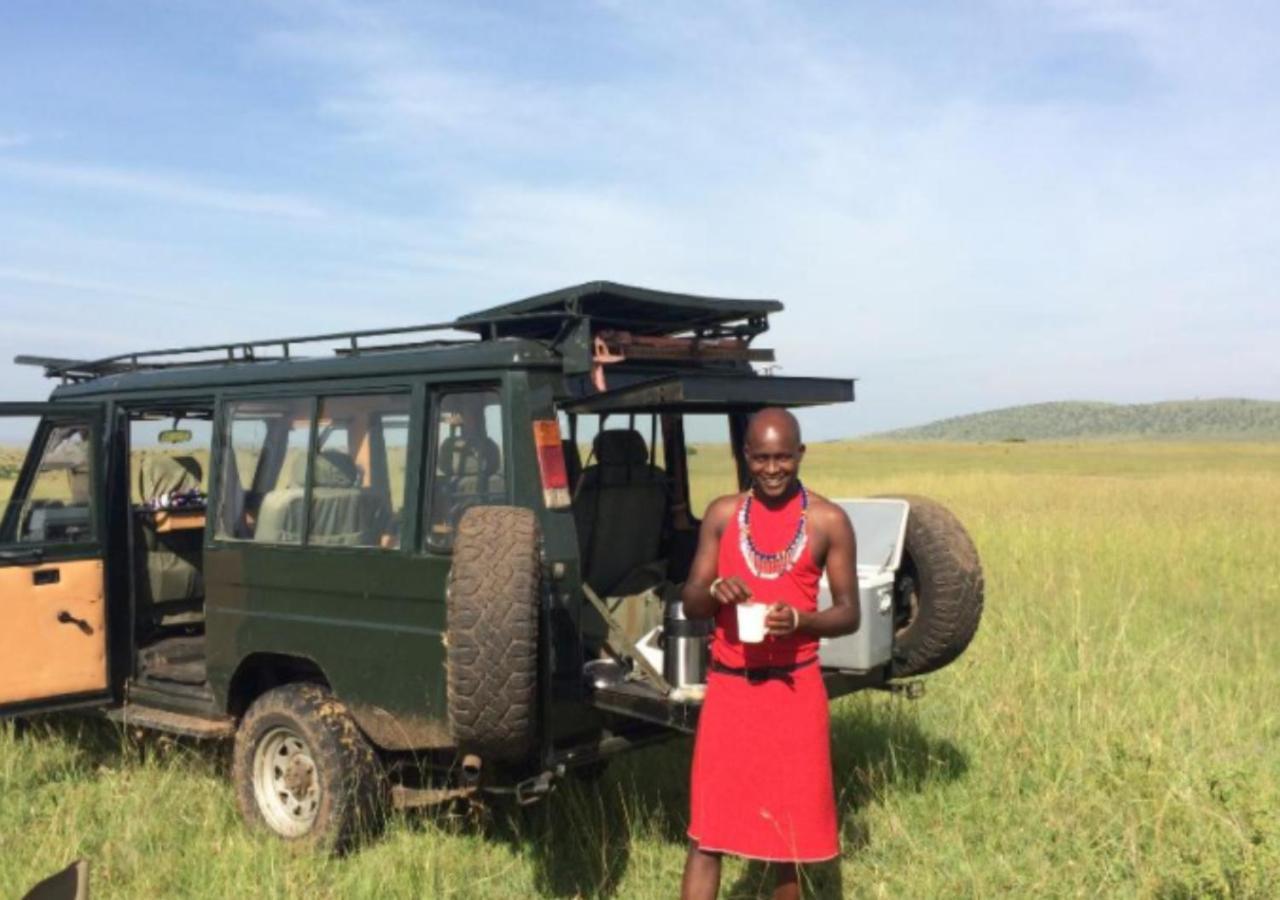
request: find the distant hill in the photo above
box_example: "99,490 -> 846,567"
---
871,399 -> 1280,441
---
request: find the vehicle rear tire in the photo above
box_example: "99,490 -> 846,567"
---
232,683 -> 384,853
446,506 -> 541,762
876,494 -> 984,677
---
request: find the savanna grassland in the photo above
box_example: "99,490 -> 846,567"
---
2,441 -> 1278,898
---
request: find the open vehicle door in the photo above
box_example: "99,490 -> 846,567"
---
0,403 -> 112,716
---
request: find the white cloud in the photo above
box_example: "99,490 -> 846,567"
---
3,1 -> 1278,428
0,265 -> 196,307
0,158 -> 328,220
252,2 -> 1280,381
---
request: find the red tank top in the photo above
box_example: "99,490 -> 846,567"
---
713,488 -> 821,668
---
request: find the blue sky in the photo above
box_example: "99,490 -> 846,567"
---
1,0 -> 1277,439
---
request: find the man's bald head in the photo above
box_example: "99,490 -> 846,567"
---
743,408 -> 805,500
746,407 -> 802,449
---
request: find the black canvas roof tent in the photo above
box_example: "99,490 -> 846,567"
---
454,280 -> 783,340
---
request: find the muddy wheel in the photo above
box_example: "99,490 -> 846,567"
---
232,683 -> 384,852
446,506 -> 541,762
877,495 -> 985,677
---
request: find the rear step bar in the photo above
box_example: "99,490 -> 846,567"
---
107,704 -> 236,739
588,680 -> 702,733
589,669 -> 896,734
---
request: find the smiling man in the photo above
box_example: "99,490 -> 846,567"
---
680,407 -> 859,900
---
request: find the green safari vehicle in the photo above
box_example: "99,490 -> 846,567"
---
0,282 -> 983,849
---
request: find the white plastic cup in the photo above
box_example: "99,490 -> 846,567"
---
736,602 -> 769,644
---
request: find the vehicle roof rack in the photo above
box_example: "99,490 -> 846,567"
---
15,281 -> 782,384
15,318 -> 475,383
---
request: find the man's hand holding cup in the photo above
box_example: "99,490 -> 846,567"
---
765,603 -> 801,637
709,576 -> 752,605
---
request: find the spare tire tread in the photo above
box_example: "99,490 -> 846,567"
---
446,506 -> 541,760
877,494 -> 984,677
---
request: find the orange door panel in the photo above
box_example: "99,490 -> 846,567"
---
0,559 -> 107,704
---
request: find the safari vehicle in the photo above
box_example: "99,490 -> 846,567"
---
0,282 -> 983,849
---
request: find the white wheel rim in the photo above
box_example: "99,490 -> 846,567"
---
253,726 -> 321,837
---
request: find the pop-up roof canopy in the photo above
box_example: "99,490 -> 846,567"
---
562,372 -> 854,414
454,280 -> 783,340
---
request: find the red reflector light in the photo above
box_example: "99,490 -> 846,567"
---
532,420 -> 571,508
537,445 -> 568,489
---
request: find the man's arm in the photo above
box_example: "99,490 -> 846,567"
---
681,495 -> 750,619
767,501 -> 860,637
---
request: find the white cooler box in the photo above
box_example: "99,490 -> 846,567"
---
816,499 -> 910,673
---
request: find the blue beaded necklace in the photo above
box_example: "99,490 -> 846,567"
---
737,482 -> 809,579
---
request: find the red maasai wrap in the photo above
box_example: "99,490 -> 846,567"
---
687,489 -> 839,863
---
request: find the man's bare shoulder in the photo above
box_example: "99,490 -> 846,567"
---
702,493 -> 746,528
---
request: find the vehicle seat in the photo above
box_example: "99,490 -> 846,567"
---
255,451 -> 389,545
133,454 -> 205,629
253,454 -> 307,543
574,430 -> 668,596
430,434 -> 505,535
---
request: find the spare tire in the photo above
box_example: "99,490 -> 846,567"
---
876,495 -> 984,677
446,506 -> 542,761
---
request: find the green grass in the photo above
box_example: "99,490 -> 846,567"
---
0,447 -> 23,504
3,441 -> 1280,898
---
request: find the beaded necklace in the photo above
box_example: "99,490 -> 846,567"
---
737,482 -> 809,579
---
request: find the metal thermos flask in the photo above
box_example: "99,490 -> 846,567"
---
663,597 -> 711,687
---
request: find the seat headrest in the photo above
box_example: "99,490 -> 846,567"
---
594,430 -> 649,466
139,453 -> 203,499
438,436 -> 500,478
295,450 -> 360,488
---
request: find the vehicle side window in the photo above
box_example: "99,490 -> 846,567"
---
4,422 -> 95,545
381,411 -> 410,540
425,388 -> 505,552
215,398 -> 312,543
1,416 -> 40,541
308,394 -> 410,549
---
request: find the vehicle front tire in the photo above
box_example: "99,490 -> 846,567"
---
877,494 -> 985,677
446,505 -> 541,762
232,683 -> 384,853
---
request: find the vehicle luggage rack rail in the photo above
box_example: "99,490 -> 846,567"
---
15,318 -> 487,383
14,280 -> 781,383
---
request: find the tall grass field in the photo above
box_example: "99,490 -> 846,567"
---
2,441 -> 1278,898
